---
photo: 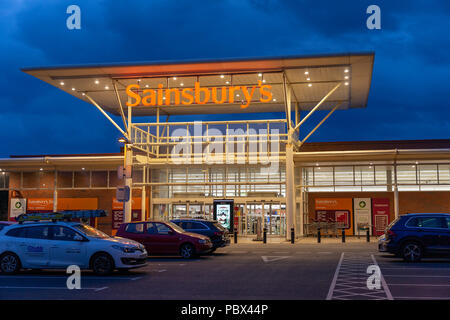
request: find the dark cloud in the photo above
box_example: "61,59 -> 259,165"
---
0,0 -> 449,156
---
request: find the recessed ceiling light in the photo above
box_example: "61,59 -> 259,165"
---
345,82 -> 349,86
316,163 -> 319,166
236,94 -> 240,97
344,69 -> 349,73
60,82 -> 65,86
262,79 -> 266,83
304,71 -> 309,75
220,75 -> 225,78
82,93 -> 85,96
344,76 -> 349,80
82,167 -> 85,170
71,88 -> 75,91
258,73 -> 262,77
145,84 -> 149,88
40,168 -> 43,171
173,77 -> 177,80
137,79 -> 141,82
273,98 -> 277,102
105,86 -> 109,90
163,96 -> 166,100
95,80 -> 99,84
180,83 -> 184,86
225,81 -> 230,84
308,83 -> 312,87
306,77 -> 310,81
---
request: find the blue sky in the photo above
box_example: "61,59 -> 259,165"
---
0,0 -> 449,156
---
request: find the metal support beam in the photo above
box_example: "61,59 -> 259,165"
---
282,73 -> 293,130
294,82 -> 342,132
113,81 -> 129,135
299,103 -> 342,146
84,93 -> 127,137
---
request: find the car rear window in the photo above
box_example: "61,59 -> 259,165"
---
406,217 -> 445,228
125,223 -> 145,233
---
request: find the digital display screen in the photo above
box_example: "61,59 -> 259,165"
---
213,199 -> 234,231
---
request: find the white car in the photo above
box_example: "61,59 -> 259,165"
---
0,221 -> 147,275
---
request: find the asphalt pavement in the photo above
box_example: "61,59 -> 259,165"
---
0,241 -> 449,300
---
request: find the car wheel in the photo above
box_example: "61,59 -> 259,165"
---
180,243 -> 195,259
0,252 -> 21,274
91,253 -> 114,275
401,242 -> 423,262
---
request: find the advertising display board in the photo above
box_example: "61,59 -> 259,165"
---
213,199 -> 234,232
353,198 -> 372,236
315,198 -> 354,235
10,198 -> 26,220
372,198 -> 391,236
112,198 -> 142,230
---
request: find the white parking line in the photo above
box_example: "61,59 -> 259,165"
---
384,275 -> 450,278
389,283 -> 450,287
394,296 -> 450,300
0,276 -> 141,280
326,252 -> 344,300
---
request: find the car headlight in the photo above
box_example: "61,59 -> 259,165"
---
112,245 -> 137,253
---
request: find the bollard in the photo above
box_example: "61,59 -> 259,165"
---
291,227 -> 295,244
234,230 -> 238,244
317,228 -> 321,243
366,229 -> 370,242
263,228 -> 267,244
341,228 -> 346,243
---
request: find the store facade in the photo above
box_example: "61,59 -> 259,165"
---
1,53 -> 448,239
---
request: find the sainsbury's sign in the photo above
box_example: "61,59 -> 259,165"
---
126,80 -> 272,109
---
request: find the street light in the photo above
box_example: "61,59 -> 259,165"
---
118,137 -> 131,144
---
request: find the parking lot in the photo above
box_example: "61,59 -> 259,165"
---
0,241 -> 449,300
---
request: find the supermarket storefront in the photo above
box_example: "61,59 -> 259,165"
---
1,53 -> 449,238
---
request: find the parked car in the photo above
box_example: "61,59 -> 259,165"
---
171,218 -> 230,251
0,221 -> 147,275
0,221 -> 14,231
116,221 -> 213,259
379,213 -> 450,262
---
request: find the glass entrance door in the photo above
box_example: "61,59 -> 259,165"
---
245,202 -> 285,236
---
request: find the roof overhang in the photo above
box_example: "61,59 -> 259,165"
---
22,52 -> 374,117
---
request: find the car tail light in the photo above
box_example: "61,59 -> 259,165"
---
386,229 -> 396,239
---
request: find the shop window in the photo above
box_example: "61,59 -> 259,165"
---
375,166 -> 392,185
419,164 -> 438,185
57,171 -> 73,188
108,171 -> 120,188
91,171 -> 108,188
438,164 -> 450,184
0,172 -> 9,189
314,167 -> 333,186
396,165 -> 417,185
355,166 -> 375,185
74,171 -> 90,188
23,172 -> 39,188
334,166 -> 354,186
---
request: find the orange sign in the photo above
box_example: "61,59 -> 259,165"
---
27,198 -> 98,211
112,198 -> 141,210
126,81 -> 272,109
315,198 -> 354,235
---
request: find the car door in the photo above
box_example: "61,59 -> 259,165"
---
48,226 -> 88,268
121,222 -> 147,245
417,217 -> 445,253
17,226 -> 52,268
153,222 -> 180,254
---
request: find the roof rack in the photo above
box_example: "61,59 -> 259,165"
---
15,210 -> 107,224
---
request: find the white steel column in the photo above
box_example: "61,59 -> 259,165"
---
53,170 -> 58,212
141,167 -> 146,220
393,164 -> 399,219
286,140 -> 295,241
124,103 -> 133,223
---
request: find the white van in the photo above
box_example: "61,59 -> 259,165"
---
0,221 -> 147,275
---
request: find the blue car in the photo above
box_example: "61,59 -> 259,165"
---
379,213 -> 450,262
171,219 -> 230,252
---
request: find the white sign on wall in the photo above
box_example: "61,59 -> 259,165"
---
10,198 -> 26,219
353,198 -> 372,235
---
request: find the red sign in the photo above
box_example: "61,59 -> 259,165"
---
372,198 -> 391,236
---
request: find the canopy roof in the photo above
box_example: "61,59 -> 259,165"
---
22,52 -> 374,117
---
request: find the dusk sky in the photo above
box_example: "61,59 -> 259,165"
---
1,0 -> 449,157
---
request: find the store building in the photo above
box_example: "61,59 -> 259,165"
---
1,53 -> 449,239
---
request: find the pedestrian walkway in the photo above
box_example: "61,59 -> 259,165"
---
326,252 -> 392,300
232,236 -> 378,244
